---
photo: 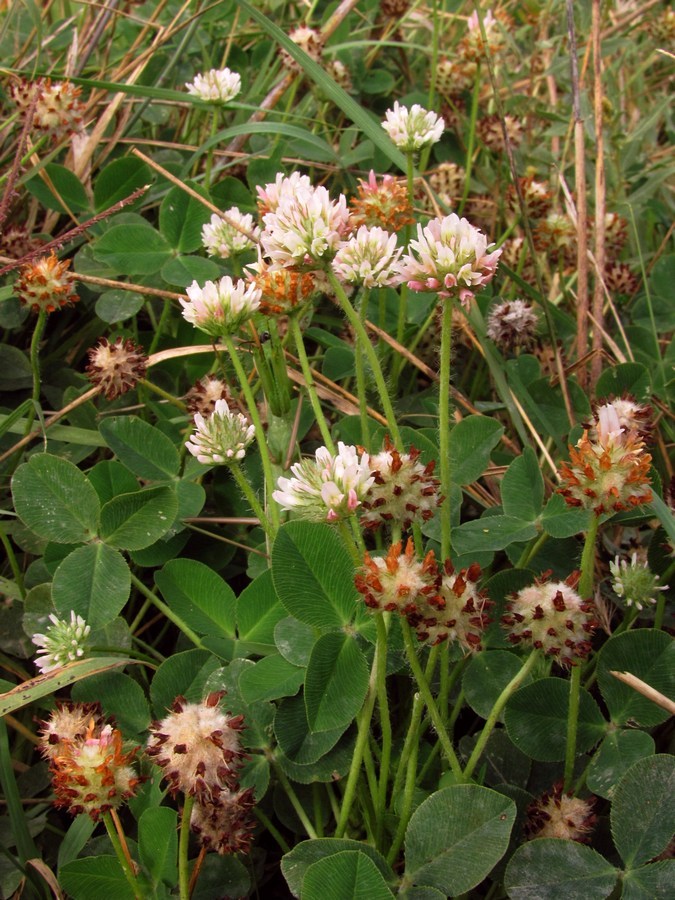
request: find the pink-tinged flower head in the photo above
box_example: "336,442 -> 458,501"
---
398,213 -> 501,305
201,208 -> 260,259
461,9 -> 507,60
256,172 -> 313,216
185,399 -> 255,465
273,441 -> 374,522
381,101 -> 445,153
260,184 -> 352,269
186,68 -> 241,103
181,276 -> 261,337
332,226 -> 403,288
502,573 -> 597,666
349,171 -> 414,232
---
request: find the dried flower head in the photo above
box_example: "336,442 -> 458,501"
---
185,376 -> 233,417
360,440 -> 441,530
349,170 -> 414,232
86,336 -> 148,400
428,162 -> 466,209
325,59 -> 353,93
558,403 -> 653,516
486,299 -> 539,351
185,68 -> 241,103
423,560 -> 491,650
273,441 -> 374,522
0,224 -> 43,260
525,783 -> 597,842
40,705 -> 139,819
502,573 -> 597,666
260,184 -> 352,269
39,702 -> 107,760
436,56 -> 478,96
185,398 -> 255,465
280,26 -> 324,71
32,612 -> 91,674
507,175 -> 552,219
11,77 -> 84,137
476,114 -> 524,153
604,261 -> 639,297
603,212 -> 628,254
332,226 -> 402,288
398,213 -> 501,305
14,252 -> 78,313
191,788 -> 256,855
380,0 -> 411,17
181,276 -> 261,336
533,212 -> 577,267
382,101 -> 445,153
256,172 -> 314,217
146,692 -> 246,800
246,256 -> 317,315
609,552 -> 668,611
201,208 -> 260,259
355,538 -> 440,613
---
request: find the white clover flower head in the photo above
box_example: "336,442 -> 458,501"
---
260,184 -> 352,269
201,208 -> 260,259
273,441 -> 374,522
609,553 -> 668,611
32,611 -> 91,673
186,68 -> 241,103
398,213 -> 502,305
181,276 -> 261,337
185,399 -> 255,465
332,226 -> 403,288
256,172 -> 314,215
381,101 -> 445,153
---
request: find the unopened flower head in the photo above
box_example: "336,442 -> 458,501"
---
191,788 -> 256,855
15,252 -> 78,313
11,77 -> 84,137
349,170 -> 414,232
360,440 -> 441,530
181,276 -> 261,336
273,441 -> 374,522
185,398 -> 255,465
355,538 -> 440,614
609,552 -> 668,611
526,783 -> 596,843
201,208 -> 260,259
32,611 -> 91,674
260,184 -> 351,269
332,226 -> 402,288
86,336 -> 148,400
381,101 -> 444,153
486,299 -> 539,351
39,705 -> 139,820
398,213 -> 501,305
558,404 -> 653,516
502,573 -> 597,666
256,172 -> 314,216
146,692 -> 246,800
186,68 -> 241,103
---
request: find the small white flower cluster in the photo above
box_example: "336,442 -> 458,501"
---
609,553 -> 668,611
201,208 -> 260,259
381,101 -> 445,153
180,276 -> 261,337
186,68 -> 241,103
32,611 -> 91,674
273,442 -> 374,522
332,226 -> 403,288
185,399 -> 255,465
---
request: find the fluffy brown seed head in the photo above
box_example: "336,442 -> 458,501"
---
86,337 -> 148,400
525,782 -> 597,842
190,787 -> 256,855
185,376 -> 234,417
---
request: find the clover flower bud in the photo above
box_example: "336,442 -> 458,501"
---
185,399 -> 255,465
40,704 -> 139,820
436,57 -> 477,96
86,336 -> 148,400
502,574 -> 597,666
146,692 -> 246,800
460,9 -> 508,61
609,552 -> 668,611
181,276 -> 261,336
533,212 -> 577,267
603,212 -> 629,254
486,300 -> 539,351
349,170 -> 414,232
32,611 -> 91,674
398,213 -> 501,305
185,68 -> 241,103
332,226 -> 402,288
360,440 -> 441,531
273,441 -> 374,522
381,101 -> 445,153
191,788 -> 256,855
201,208 -> 260,259
15,252 -> 78,314
525,782 -> 597,842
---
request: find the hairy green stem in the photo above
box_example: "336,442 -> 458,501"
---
356,289 -> 371,449
463,650 -> 539,780
24,309 -> 47,438
130,573 -> 205,649
272,759 -> 318,839
138,378 -> 187,412
103,812 -> 143,899
178,794 -> 194,900
230,461 -> 275,540
289,316 -> 335,451
439,298 -> 454,559
563,662 -> 583,792
374,613 -> 392,849
578,514 -> 600,599
386,700 -> 419,866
